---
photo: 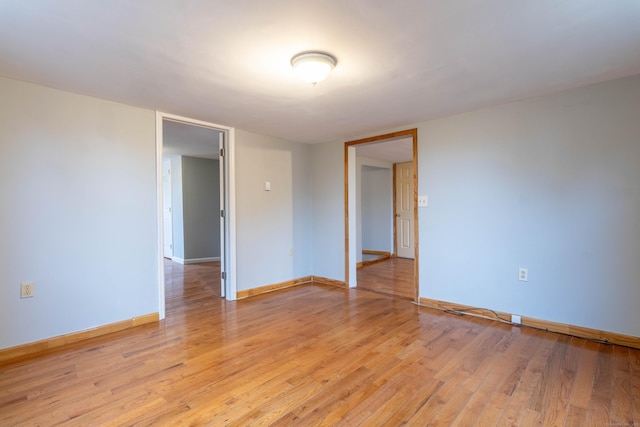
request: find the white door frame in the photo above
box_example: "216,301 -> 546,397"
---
162,158 -> 173,258
218,132 -> 226,298
155,111 -> 237,319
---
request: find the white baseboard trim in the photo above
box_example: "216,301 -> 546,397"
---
172,257 -> 220,264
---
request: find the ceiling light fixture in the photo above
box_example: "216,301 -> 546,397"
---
291,51 -> 337,85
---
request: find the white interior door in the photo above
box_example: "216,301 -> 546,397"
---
162,159 -> 173,258
395,161 -> 414,259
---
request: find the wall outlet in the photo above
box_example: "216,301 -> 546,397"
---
511,314 -> 522,324
518,268 -> 528,282
21,282 -> 34,298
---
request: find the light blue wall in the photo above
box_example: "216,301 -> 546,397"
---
235,130 -> 312,291
3,69 -> 638,349
0,76 -> 317,349
311,74 -> 640,338
311,140 -> 345,280
362,166 -> 393,252
417,74 -> 640,337
356,157 -> 394,256
0,76 -> 157,349
182,156 -> 220,260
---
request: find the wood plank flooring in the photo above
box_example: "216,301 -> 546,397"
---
1,260 -> 639,426
357,257 -> 415,301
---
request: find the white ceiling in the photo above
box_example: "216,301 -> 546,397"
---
1,1 -> 639,144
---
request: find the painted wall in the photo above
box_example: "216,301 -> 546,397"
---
3,67 -> 638,350
313,74 -> 640,338
0,76 -> 316,348
417,74 -> 640,337
0,76 -> 157,349
356,157 -> 393,256
182,156 -> 220,260
361,165 -> 393,252
234,130 -> 312,291
168,156 -> 220,262
311,140 -> 345,280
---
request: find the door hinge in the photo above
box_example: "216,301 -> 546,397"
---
220,209 -> 225,218
220,148 -> 224,157
221,271 -> 226,280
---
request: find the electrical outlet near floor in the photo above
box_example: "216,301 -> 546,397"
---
21,282 -> 34,298
511,314 -> 522,324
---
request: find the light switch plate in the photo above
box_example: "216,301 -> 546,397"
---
418,195 -> 428,207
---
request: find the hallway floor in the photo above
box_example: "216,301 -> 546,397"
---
357,257 -> 416,301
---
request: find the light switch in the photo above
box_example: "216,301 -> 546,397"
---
264,181 -> 271,191
418,195 -> 428,207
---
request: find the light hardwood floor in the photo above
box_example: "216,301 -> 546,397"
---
1,260 -> 639,426
357,257 -> 415,301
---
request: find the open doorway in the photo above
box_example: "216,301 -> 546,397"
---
155,112 -> 237,319
162,121 -> 221,264
344,129 -> 418,301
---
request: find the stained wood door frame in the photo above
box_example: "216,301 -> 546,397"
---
155,112 -> 238,320
393,163 -> 397,256
344,128 -> 419,301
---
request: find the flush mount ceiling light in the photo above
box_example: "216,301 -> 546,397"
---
291,51 -> 337,85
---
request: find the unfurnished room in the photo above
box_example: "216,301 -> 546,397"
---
1,1 -> 640,425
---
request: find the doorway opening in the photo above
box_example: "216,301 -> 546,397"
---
344,129 -> 418,301
155,112 -> 237,319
